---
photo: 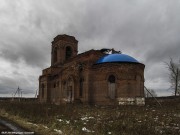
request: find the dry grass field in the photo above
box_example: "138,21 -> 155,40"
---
0,98 -> 180,135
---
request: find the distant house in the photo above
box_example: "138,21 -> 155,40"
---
39,34 -> 145,105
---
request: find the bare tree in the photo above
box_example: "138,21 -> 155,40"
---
165,58 -> 180,96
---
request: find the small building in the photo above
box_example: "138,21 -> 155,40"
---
39,34 -> 145,105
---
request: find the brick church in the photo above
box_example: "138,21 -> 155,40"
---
39,34 -> 145,105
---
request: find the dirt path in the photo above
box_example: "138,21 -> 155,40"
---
0,118 -> 34,135
0,124 -> 11,132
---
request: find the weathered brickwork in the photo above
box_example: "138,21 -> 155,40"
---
39,34 -> 145,105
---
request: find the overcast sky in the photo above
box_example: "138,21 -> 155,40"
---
0,0 -> 180,97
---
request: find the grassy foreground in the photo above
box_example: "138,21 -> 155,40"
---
0,99 -> 180,135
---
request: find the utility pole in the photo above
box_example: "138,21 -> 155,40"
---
144,86 -> 162,107
14,86 -> 22,102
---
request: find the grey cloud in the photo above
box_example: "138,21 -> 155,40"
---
0,40 -> 50,68
0,75 -> 37,95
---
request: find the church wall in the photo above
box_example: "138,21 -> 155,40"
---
50,81 -> 56,104
45,80 -> 51,103
81,70 -> 90,103
53,51 -> 103,104
39,76 -> 49,103
39,62 -> 144,105
89,63 -> 145,105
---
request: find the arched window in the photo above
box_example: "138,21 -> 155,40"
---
67,78 -> 73,102
63,81 -> 67,97
66,46 -> 72,60
53,83 -> 56,88
41,84 -> 44,98
108,75 -> 115,83
53,48 -> 57,62
79,78 -> 83,97
108,75 -> 116,99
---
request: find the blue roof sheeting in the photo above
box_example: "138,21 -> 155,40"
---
96,54 -> 139,64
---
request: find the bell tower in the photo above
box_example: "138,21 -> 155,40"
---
51,34 -> 78,66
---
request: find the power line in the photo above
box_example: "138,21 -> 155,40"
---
144,86 -> 162,107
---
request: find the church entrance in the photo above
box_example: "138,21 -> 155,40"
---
67,77 -> 74,103
67,86 -> 72,102
108,75 -> 116,99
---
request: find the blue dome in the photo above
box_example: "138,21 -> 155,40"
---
96,54 -> 139,64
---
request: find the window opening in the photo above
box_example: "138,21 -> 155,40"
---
66,46 -> 72,59
79,78 -> 83,97
53,48 -> 57,62
42,84 -> 44,98
108,75 -> 116,99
